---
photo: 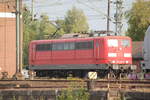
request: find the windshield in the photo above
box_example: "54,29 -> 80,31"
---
108,39 -> 118,47
121,40 -> 130,47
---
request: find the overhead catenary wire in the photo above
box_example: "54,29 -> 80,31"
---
23,0 -> 127,34
0,0 -> 28,3
76,0 -> 115,22
24,0 -> 113,19
23,0 -> 108,22
23,0 -> 127,24
1,0 -> 129,33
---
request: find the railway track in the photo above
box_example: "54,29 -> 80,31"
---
0,79 -> 150,91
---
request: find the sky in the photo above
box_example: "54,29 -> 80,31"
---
23,0 -> 136,34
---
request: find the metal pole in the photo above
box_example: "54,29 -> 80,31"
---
115,1 -> 118,36
14,0 -> 24,80
19,0 -> 23,73
16,0 -> 20,73
115,0 -> 119,36
115,0 -> 123,36
31,0 -> 34,20
107,0 -> 110,35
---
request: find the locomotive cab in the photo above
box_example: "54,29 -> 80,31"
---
105,37 -> 134,78
106,37 -> 133,69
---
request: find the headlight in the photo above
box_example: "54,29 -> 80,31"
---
124,53 -> 131,57
111,61 -> 115,63
126,61 -> 129,63
108,53 -> 117,57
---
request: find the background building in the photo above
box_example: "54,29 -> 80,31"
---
0,0 -> 16,77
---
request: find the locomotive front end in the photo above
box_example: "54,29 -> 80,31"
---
106,36 -> 133,70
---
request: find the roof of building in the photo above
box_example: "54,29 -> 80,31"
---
132,41 -> 143,59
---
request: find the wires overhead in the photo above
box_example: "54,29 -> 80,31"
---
76,0 -> 115,22
23,0 -> 108,21
3,0 -> 129,32
0,0 -> 30,3
23,0 -> 66,8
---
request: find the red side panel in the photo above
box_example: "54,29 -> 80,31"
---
75,39 -> 94,64
94,38 -> 108,64
76,49 -> 93,59
35,51 -> 51,60
52,50 -> 75,60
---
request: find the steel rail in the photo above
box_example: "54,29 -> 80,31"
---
0,79 -> 149,88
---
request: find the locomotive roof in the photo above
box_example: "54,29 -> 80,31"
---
31,36 -> 131,43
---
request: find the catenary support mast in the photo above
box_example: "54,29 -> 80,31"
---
114,0 -> 124,36
31,0 -> 34,20
107,0 -> 110,35
15,0 -> 23,78
16,0 -> 20,73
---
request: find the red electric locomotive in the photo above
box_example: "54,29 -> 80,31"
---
29,36 -> 133,78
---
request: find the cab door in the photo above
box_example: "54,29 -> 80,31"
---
94,39 -> 100,59
94,38 -> 105,60
32,44 -> 36,61
29,43 -> 36,65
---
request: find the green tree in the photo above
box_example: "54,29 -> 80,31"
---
126,0 -> 150,41
57,81 -> 89,100
55,19 -> 65,35
37,14 -> 57,40
23,8 -> 39,65
57,88 -> 89,100
23,9 -> 60,65
64,7 -> 89,33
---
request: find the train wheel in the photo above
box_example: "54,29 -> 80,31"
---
108,67 -> 116,79
107,72 -> 116,79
